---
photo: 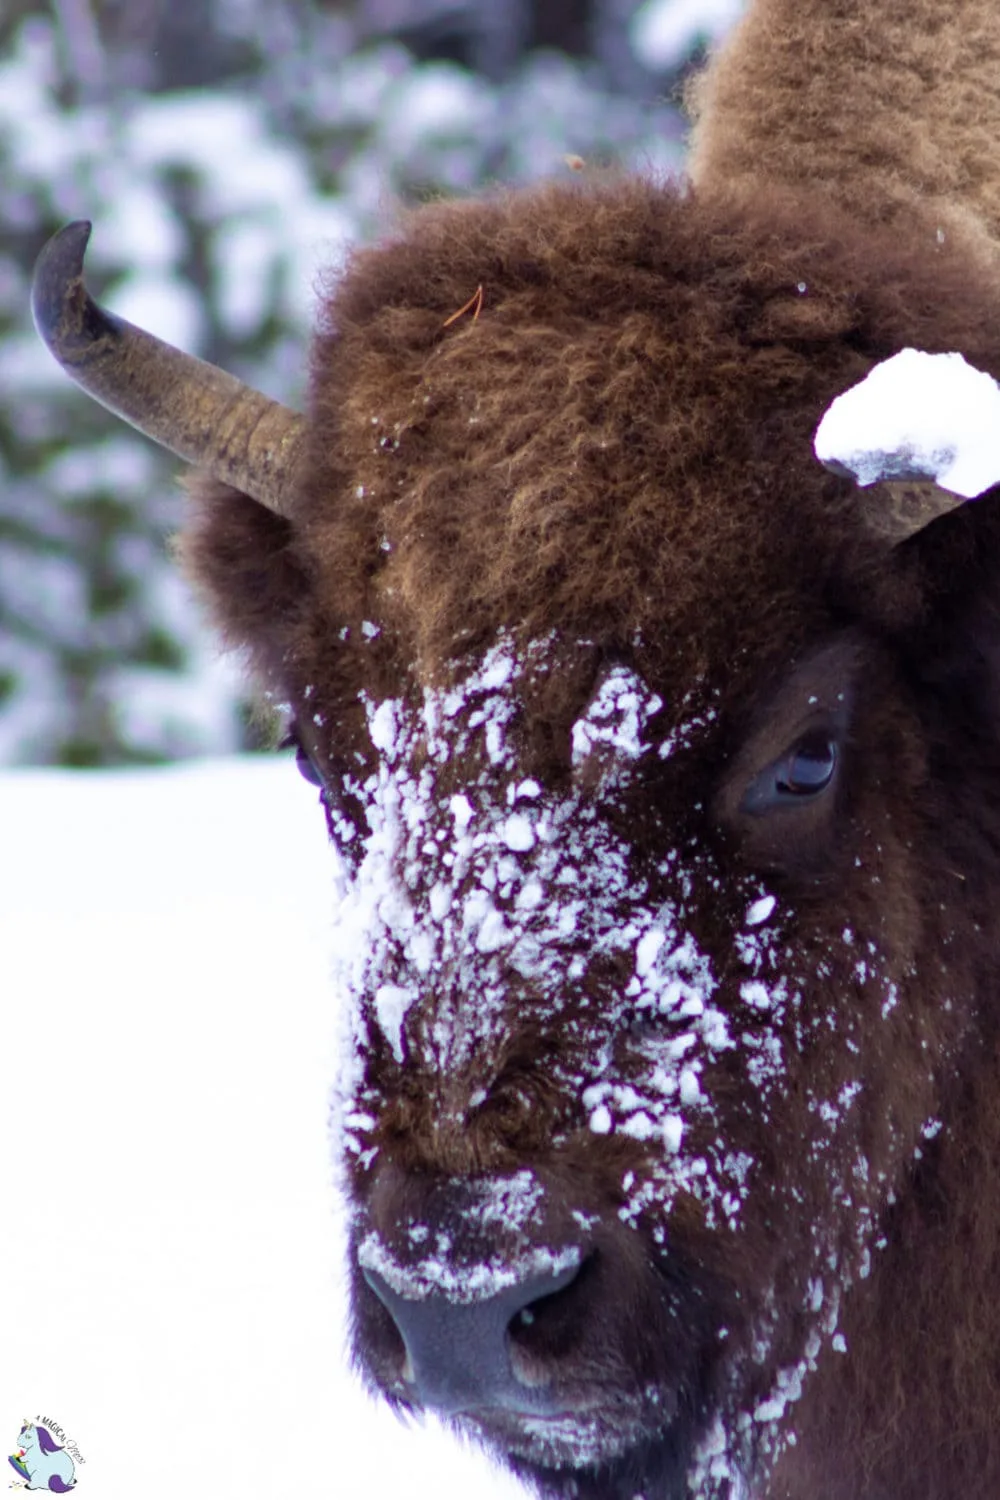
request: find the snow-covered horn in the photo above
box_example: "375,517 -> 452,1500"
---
32,220 -> 305,519
814,349 -> 1000,544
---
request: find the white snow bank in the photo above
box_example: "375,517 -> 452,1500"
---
0,758 -> 526,1500
814,348 -> 1000,499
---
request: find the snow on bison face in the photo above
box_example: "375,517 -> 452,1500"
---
315,622 -> 933,1497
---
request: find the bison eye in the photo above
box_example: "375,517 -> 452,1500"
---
295,743 -> 325,788
741,729 -> 839,815
775,732 -> 837,796
281,725 -> 326,788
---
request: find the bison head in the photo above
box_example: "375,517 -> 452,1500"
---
33,136 -> 1000,1500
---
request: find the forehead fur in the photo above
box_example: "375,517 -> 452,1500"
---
286,178 -> 1000,695
183,176 -> 1000,727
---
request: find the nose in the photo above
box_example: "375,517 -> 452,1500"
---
362,1256 -> 584,1417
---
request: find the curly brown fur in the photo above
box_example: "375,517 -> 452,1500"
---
175,5 -> 1000,1499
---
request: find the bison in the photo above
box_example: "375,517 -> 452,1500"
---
30,0 -> 1000,1495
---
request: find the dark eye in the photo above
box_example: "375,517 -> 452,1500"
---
775,732 -> 837,796
295,742 -> 325,787
281,725 -> 326,788
740,730 -> 839,815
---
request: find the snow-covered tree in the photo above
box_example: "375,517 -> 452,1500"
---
1,0 -> 741,764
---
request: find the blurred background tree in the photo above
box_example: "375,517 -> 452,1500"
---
0,0 -> 741,765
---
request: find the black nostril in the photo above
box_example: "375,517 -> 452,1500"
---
362,1255 -> 585,1417
507,1253 -> 596,1385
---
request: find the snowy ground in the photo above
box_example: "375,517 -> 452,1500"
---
0,757 -> 527,1499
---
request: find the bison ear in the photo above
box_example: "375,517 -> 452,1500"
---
176,473 -> 312,688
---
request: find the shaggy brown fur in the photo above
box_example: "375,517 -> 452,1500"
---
175,3 -> 1000,1498
688,0 -> 1000,259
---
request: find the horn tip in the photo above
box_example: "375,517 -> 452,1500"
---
31,220 -> 95,354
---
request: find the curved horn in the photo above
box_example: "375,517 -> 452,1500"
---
822,466 -> 966,545
869,479 -> 966,545
32,221 -> 305,518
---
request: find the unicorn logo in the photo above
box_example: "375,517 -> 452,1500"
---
8,1422 -> 76,1492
